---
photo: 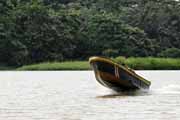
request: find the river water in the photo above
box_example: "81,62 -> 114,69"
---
0,71 -> 180,120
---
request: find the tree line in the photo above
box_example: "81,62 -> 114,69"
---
1,0 -> 180,66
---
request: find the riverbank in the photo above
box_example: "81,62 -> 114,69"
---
17,61 -> 90,70
0,66 -> 15,70
15,57 -> 180,70
114,57 -> 180,70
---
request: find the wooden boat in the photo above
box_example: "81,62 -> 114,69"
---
89,56 -> 151,91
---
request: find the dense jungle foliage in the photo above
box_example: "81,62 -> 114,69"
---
1,0 -> 180,66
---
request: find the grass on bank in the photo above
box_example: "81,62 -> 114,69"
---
114,57 -> 180,70
17,61 -> 90,70
16,57 -> 180,70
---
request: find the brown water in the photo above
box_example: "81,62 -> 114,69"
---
0,71 -> 180,120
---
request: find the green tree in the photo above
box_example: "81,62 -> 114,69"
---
158,48 -> 180,58
125,0 -> 180,50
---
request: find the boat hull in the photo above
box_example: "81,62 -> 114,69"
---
89,57 -> 151,91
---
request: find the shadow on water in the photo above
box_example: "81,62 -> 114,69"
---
96,89 -> 151,99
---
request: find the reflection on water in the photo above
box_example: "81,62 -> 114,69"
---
0,71 -> 180,120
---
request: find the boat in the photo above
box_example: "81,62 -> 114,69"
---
89,56 -> 151,91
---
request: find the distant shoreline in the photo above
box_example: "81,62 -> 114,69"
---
6,57 -> 179,70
